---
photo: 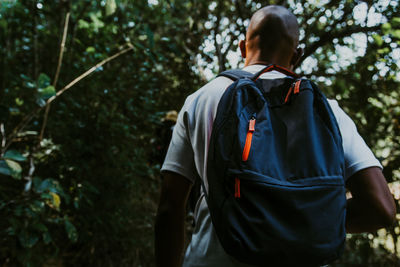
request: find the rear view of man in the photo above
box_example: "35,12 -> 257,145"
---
155,5 -> 396,267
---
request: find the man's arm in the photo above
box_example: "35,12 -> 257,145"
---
346,167 -> 396,233
155,171 -> 192,267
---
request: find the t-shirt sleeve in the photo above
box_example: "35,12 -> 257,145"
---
328,100 -> 383,180
161,104 -> 197,184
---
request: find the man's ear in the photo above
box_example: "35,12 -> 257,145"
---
239,40 -> 246,58
290,47 -> 304,68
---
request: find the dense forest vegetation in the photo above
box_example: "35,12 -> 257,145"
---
0,0 -> 399,266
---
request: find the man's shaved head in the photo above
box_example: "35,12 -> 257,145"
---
247,6 -> 299,51
239,5 -> 302,69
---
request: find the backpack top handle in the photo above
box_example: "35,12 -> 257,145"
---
253,64 -> 299,81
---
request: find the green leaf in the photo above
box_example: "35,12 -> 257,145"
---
392,17 -> 400,27
377,47 -> 390,54
146,25 -> 154,48
15,97 -> 24,106
29,200 -> 45,213
392,29 -> 400,39
43,231 -> 52,244
0,160 -> 11,176
32,222 -> 48,232
37,73 -> 51,89
40,193 -> 53,200
64,219 -> 78,242
36,98 -> 46,107
4,150 -> 27,162
105,0 -> 117,16
38,85 -> 56,100
90,12 -> 104,32
50,192 -> 61,209
86,46 -> 95,53
372,34 -> 383,47
5,159 -> 22,179
24,80 -> 36,89
18,231 -> 39,248
36,179 -> 54,193
382,23 -> 391,34
78,19 -> 90,29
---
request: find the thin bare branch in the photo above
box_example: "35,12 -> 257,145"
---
39,12 -> 71,144
47,44 -> 134,105
23,155 -> 35,193
53,12 -> 70,88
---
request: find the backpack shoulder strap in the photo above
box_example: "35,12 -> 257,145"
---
217,69 -> 253,81
218,64 -> 299,81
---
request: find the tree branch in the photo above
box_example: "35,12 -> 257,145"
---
0,123 -> 5,157
53,12 -> 70,88
46,44 -> 134,105
39,12 -> 70,144
297,24 -> 381,68
5,44 -> 134,152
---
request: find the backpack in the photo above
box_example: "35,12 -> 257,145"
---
205,64 -> 346,266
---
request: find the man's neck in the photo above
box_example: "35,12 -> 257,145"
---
245,60 -> 291,69
244,52 -> 292,70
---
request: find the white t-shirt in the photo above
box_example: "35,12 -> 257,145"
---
161,65 -> 382,266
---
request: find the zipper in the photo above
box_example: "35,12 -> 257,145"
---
242,117 -> 256,162
236,117 -> 256,199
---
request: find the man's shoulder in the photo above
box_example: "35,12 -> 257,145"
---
195,76 -> 233,97
182,76 -> 234,111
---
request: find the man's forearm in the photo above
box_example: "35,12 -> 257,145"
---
345,167 -> 396,233
155,204 -> 186,267
346,197 -> 395,233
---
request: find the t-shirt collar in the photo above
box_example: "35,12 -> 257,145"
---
243,64 -> 288,79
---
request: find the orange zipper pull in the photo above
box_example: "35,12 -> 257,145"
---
242,117 -> 256,161
294,80 -> 301,94
249,117 -> 255,132
235,177 -> 240,198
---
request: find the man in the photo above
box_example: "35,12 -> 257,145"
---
155,5 -> 396,267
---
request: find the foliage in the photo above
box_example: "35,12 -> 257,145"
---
0,0 -> 399,266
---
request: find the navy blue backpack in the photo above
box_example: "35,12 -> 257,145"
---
206,65 -> 347,266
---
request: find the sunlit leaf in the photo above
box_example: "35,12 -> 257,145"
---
392,30 -> 400,40
78,19 -> 90,29
5,159 -> 22,179
38,85 -> 56,100
86,46 -> 95,53
392,17 -> 400,27
372,34 -> 383,47
105,0 -> 116,16
50,192 -> 61,209
15,97 -> 24,106
17,131 -> 38,137
90,12 -> 104,32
